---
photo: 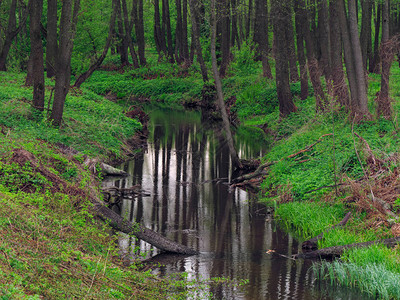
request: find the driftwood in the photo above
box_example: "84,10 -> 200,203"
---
293,236 -> 400,259
302,212 -> 352,251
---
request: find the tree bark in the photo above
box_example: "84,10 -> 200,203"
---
30,0 -> 45,111
121,0 -> 139,68
154,0 -> 166,56
253,0 -> 272,78
0,0 -> 28,71
134,0 -> 146,65
189,0 -> 208,82
50,0 -> 81,127
317,0 -> 330,78
211,0 -> 242,170
298,0 -> 326,111
294,0 -> 309,100
219,0 -> 231,78
348,0 -> 369,116
360,0 -> 373,70
272,0 -> 297,117
376,0 -> 392,119
46,0 -> 58,78
329,0 -> 350,107
162,0 -> 175,62
370,3 -> 382,73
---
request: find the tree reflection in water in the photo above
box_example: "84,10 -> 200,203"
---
103,109 -> 371,300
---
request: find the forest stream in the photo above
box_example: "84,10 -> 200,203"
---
102,108 -> 369,300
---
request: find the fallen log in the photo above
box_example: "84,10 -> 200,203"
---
302,212 -> 352,251
293,236 -> 400,259
93,201 -> 199,255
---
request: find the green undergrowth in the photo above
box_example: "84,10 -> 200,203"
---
0,134 -> 205,299
0,72 -> 141,162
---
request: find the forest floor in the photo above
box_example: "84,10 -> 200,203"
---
2,52 -> 400,298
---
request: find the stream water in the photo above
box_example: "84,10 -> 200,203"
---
103,108 -> 369,299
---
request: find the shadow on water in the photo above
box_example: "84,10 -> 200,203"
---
103,108 -> 371,299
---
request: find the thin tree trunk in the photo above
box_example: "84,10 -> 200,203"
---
133,0 -> 146,65
348,0 -> 369,116
182,0 -> 189,62
121,0 -> 139,68
154,0 -> 166,56
272,0 -> 297,117
0,0 -> 28,71
115,0 -> 129,65
219,0 -> 231,78
189,0 -> 208,82
246,0 -> 253,39
328,0 -> 350,107
162,0 -> 175,62
253,0 -> 272,78
286,6 -> 299,82
294,0 -> 309,100
360,0 -> 373,70
46,0 -> 58,78
299,0 -> 326,111
370,3 -> 382,73
50,0 -> 81,127
30,0 -> 45,111
317,0 -> 330,77
376,0 -> 392,119
211,0 -> 242,170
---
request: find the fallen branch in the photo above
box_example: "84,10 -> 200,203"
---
93,201 -> 198,255
231,162 -> 275,184
367,195 -> 399,221
302,212 -> 352,251
84,158 -> 128,176
293,236 -> 400,259
287,133 -> 333,159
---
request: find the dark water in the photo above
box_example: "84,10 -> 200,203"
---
103,108 -> 369,300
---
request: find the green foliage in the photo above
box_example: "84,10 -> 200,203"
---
0,72 -> 141,161
230,41 -> 259,76
313,261 -> 400,300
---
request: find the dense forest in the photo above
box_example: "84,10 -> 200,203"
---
2,0 -> 400,299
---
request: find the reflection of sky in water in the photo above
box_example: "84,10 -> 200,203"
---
102,109 -> 371,300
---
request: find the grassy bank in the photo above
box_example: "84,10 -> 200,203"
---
259,66 -> 400,299
0,71 -> 208,298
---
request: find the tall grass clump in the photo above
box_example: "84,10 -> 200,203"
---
313,260 -> 400,300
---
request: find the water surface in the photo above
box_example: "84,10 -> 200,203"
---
103,108 -> 369,299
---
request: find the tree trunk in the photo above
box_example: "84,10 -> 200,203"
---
286,7 -> 299,82
219,0 -> 231,78
253,0 -> 272,78
272,0 -> 297,117
46,0 -> 58,78
175,0 -> 184,63
115,0 -> 129,65
30,0 -> 45,111
121,0 -> 139,68
133,0 -> 146,66
74,0 -> 117,88
0,0 -> 28,71
336,0 -> 359,110
189,0 -> 208,82
294,0 -> 309,100
317,0 -> 330,78
154,0 -> 166,56
211,0 -> 242,170
181,0 -> 189,62
162,0 -> 175,63
370,3 -> 382,73
298,0 -> 326,111
329,0 -> 350,107
360,0 -> 373,70
376,0 -> 392,119
246,0 -> 253,39
50,0 -> 81,127
348,0 -> 369,116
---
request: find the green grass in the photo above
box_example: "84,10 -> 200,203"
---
0,72 -> 141,162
